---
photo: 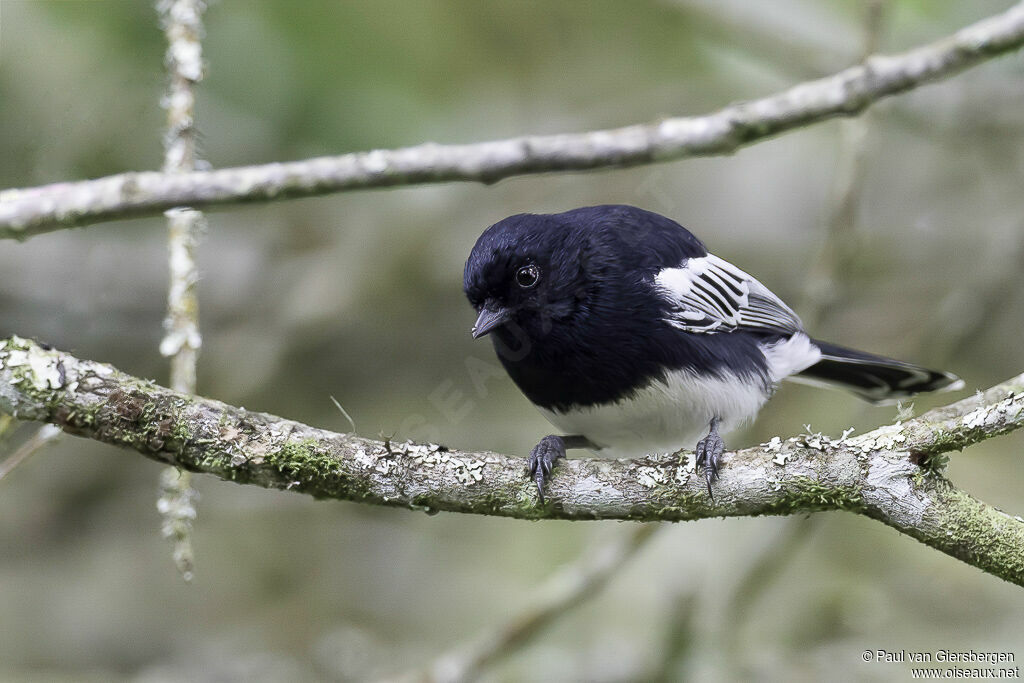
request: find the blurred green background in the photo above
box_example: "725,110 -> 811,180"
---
2,1 -> 1023,680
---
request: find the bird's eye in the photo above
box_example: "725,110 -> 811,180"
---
515,264 -> 540,289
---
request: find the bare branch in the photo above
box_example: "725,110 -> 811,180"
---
397,524 -> 659,683
1,336 -> 1023,585
2,2 -> 1024,239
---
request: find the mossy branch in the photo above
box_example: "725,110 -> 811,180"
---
2,2 -> 1024,238
2,335 -> 1023,584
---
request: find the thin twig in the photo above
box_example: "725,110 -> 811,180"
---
0,424 -> 62,482
801,0 -> 887,327
2,2 -> 1024,238
929,231 -> 1024,362
156,0 -> 206,583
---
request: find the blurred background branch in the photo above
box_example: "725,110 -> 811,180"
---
2,336 -> 1022,585
800,0 -> 887,327
0,424 -> 62,483
400,524 -> 659,683
1,1 -> 1023,238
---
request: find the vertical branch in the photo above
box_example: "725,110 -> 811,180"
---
929,230 -> 1024,362
156,0 -> 207,582
801,0 -> 886,328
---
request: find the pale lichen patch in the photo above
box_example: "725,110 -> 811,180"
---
762,436 -> 793,466
396,441 -> 485,484
796,427 -> 854,453
636,465 -> 667,488
4,344 -> 66,391
674,450 -> 696,472
848,422 -> 907,453
962,392 -> 1023,429
354,446 -> 375,468
397,441 -> 441,461
963,406 -> 991,429
801,431 -> 826,450
349,443 -> 405,476
453,459 -> 484,484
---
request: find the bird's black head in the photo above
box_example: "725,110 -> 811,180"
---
463,205 -> 709,348
463,205 -> 713,408
463,211 -> 588,344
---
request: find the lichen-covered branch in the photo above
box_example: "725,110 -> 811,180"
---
159,0 -> 206,386
2,336 -> 1023,585
3,2 -> 1024,239
157,0 -> 207,583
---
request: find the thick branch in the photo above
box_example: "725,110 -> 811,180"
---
3,2 -> 1024,238
1,336 -> 1023,584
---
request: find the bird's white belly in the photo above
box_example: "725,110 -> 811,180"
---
537,369 -> 771,458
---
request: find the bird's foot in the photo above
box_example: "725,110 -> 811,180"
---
528,435 -> 566,503
695,419 -> 724,499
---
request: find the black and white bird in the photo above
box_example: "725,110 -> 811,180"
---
463,205 -> 963,500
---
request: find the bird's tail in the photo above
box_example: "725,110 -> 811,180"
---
793,340 -> 964,404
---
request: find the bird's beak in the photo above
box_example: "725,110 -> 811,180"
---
471,305 -> 512,339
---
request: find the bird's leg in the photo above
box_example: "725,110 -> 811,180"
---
528,434 -> 591,503
694,416 -> 724,498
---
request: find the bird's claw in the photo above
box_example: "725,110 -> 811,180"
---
528,435 -> 565,503
695,430 -> 724,499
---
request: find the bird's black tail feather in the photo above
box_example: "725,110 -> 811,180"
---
795,340 -> 964,404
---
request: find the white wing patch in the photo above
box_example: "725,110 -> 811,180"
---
654,254 -> 803,336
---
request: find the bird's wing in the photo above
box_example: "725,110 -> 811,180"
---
653,254 -> 803,335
